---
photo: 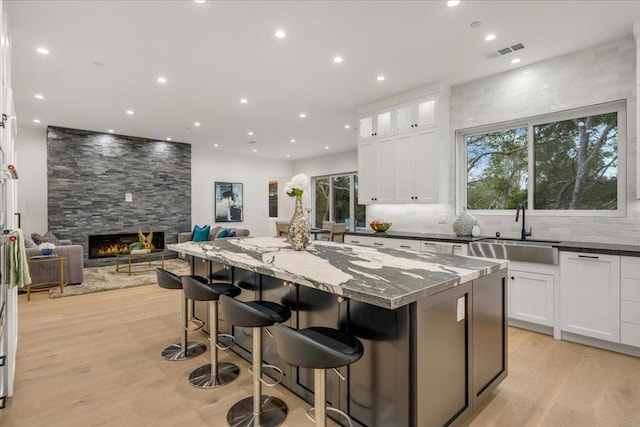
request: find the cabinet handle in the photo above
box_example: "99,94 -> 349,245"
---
511,276 -> 515,280
578,255 -> 599,260
373,243 -> 384,246
351,240 -> 360,244
400,245 -> 411,249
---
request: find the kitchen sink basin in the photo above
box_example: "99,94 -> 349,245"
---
468,238 -> 560,265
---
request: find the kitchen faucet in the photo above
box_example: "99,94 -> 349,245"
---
515,204 -> 532,240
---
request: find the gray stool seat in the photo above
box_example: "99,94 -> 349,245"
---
220,295 -> 291,427
181,275 -> 242,389
156,269 -> 207,361
273,325 -> 364,427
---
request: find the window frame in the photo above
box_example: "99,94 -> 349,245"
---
456,100 -> 627,217
310,172 -> 360,230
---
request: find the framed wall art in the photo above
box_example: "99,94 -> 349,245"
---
215,182 -> 243,222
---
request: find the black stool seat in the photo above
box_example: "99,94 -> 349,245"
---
273,325 -> 364,427
274,326 -> 363,369
181,275 -> 241,301
220,295 -> 291,327
156,268 -> 183,289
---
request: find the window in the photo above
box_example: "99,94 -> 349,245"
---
311,172 -> 365,229
268,181 -> 278,218
460,101 -> 625,215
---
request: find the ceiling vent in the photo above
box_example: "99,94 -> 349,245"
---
486,43 -> 525,59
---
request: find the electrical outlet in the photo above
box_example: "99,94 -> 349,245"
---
438,216 -> 447,224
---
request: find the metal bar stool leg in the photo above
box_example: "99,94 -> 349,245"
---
314,369 -> 327,427
188,300 -> 239,387
226,326 -> 288,427
161,291 -> 206,361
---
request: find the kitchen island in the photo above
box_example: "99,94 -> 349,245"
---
168,237 -> 508,427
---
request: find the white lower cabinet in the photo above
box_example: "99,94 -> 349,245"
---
509,267 -> 555,327
560,252 -> 621,343
620,256 -> 640,347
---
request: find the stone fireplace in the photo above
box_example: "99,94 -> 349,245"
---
88,232 -> 165,259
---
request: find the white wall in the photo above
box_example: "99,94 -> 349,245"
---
15,125 -> 48,235
370,36 -> 639,245
191,144 -> 292,238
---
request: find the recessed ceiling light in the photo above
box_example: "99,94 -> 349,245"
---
377,75 -> 385,81
108,129 -> 114,133
126,109 -> 134,115
252,148 -> 258,153
447,0 -> 460,7
194,122 -> 201,127
324,145 -> 330,150
157,76 -> 167,84
166,137 -> 172,141
34,94 -> 44,100
275,29 -> 286,39
213,143 -> 219,147
344,124 -> 351,129
333,56 -> 343,63
33,119 -> 41,123
290,139 -> 296,143
240,98 -> 248,104
36,47 -> 50,55
299,113 -> 306,118
484,34 -> 496,41
194,0 -> 206,3
511,58 -> 521,64
248,131 -> 254,136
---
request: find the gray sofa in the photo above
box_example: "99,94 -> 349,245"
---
177,226 -> 250,244
24,237 -> 85,285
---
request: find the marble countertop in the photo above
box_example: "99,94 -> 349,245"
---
167,237 -> 507,309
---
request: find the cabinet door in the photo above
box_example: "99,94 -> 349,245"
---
393,133 -> 415,202
416,98 -> 436,128
376,111 -> 392,137
560,252 -> 620,343
414,128 -> 439,202
359,115 -> 373,140
357,141 -> 376,203
395,103 -> 413,133
509,270 -> 554,327
375,138 -> 395,203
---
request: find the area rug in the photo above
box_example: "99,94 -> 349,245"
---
49,258 -> 191,298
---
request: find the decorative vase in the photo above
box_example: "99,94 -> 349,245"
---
452,207 -> 475,237
41,248 -> 53,256
288,196 -> 310,251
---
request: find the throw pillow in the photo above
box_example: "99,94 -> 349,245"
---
227,230 -> 236,238
192,224 -> 211,242
216,228 -> 230,239
24,237 -> 38,249
31,231 -> 60,245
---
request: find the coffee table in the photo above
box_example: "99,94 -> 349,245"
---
26,255 -> 66,300
115,249 -> 166,276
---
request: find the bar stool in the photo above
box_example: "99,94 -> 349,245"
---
156,268 -> 207,361
273,324 -> 364,427
220,294 -> 291,427
181,275 -> 241,388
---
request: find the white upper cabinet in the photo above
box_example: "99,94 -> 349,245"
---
356,83 -> 450,204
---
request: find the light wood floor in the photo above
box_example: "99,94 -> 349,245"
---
2,286 -> 640,427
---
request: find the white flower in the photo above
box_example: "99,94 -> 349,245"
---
38,242 -> 56,250
284,173 -> 309,198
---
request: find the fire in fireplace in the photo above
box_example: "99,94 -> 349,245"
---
88,232 -> 165,259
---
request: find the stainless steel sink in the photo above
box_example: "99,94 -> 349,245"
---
468,238 -> 559,265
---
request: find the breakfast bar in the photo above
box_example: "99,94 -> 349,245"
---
168,237 -> 509,426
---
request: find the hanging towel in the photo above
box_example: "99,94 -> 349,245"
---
8,229 -> 32,288
434,242 -> 455,254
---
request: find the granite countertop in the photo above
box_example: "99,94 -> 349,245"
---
345,230 -> 486,243
167,237 -> 508,310
346,230 -> 640,257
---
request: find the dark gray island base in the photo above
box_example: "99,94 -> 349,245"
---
168,238 -> 508,427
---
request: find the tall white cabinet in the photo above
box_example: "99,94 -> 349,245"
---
356,83 -> 450,205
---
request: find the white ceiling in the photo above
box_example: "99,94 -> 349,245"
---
7,0 -> 639,160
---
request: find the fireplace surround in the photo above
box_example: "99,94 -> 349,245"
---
89,232 -> 165,259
